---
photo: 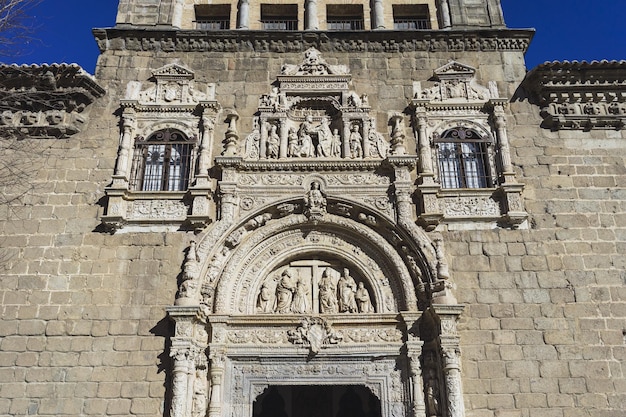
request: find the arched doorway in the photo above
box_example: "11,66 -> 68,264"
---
254,385 -> 381,417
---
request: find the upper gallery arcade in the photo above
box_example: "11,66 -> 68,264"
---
115,0 -> 505,31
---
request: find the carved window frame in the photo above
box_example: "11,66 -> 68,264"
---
101,63 -> 220,232
411,61 -> 527,230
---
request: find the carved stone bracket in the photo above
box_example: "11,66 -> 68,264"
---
525,60 -> 626,131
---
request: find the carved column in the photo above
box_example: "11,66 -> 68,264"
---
237,0 -> 250,29
219,182 -> 239,223
362,120 -> 371,158
343,119 -> 351,158
114,107 -> 136,181
437,0 -> 451,29
171,0 -> 185,28
390,113 -> 407,156
432,305 -> 465,417
224,110 -> 240,157
259,119 -> 268,159
208,350 -> 225,417
407,341 -> 426,417
372,0 -> 385,29
167,307 -> 208,417
279,118 -> 289,159
415,113 -> 433,175
305,0 -> 319,30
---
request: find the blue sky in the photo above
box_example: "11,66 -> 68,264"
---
3,0 -> 626,74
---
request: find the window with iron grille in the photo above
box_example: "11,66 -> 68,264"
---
392,4 -> 431,30
261,4 -> 298,30
326,4 -> 364,30
131,129 -> 195,192
195,4 -> 230,30
435,127 -> 492,189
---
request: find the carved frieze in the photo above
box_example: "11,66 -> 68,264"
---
442,195 -> 500,218
94,29 -> 532,54
129,199 -> 188,219
525,60 -> 626,130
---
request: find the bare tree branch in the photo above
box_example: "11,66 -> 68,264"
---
0,0 -> 41,58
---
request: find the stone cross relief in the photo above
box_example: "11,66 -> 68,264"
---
256,265 -> 375,315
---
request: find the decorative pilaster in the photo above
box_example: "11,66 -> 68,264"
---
431,305 -> 465,417
279,118 -> 289,159
167,307 -> 208,417
197,103 -> 219,182
342,119 -> 351,158
207,350 -> 225,417
362,119 -> 371,158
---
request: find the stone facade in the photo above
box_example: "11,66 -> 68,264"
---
0,1 -> 625,417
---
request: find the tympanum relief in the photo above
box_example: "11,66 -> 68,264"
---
257,265 -> 376,315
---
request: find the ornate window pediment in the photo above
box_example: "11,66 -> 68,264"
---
101,63 -> 221,232
411,61 -> 527,230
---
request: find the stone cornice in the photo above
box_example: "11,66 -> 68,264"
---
93,28 -> 534,54
524,60 -> 626,130
0,63 -> 106,138
215,156 -> 391,172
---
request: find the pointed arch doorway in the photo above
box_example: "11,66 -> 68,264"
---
254,385 -> 381,417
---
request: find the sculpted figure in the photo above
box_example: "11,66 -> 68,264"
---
257,279 -> 275,313
266,124 -> 280,158
355,282 -> 374,313
349,124 -> 363,159
305,181 -> 326,212
191,370 -> 207,417
318,267 -> 338,313
298,115 -> 315,157
338,268 -> 358,313
291,278 -> 310,314
275,269 -> 297,313
287,127 -> 299,157
330,129 -> 341,157
316,116 -> 333,157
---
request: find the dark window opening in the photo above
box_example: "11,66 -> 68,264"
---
393,4 -> 431,29
435,127 -> 492,189
261,4 -> 298,30
195,4 -> 231,30
131,129 -> 195,192
326,4 -> 364,30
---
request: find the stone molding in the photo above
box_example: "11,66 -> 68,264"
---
93,28 -> 533,54
0,63 -> 105,138
525,60 -> 626,130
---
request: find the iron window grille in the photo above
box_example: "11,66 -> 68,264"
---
261,19 -> 298,30
196,19 -> 230,30
327,18 -> 364,30
435,127 -> 493,189
130,129 -> 196,192
393,18 -> 430,30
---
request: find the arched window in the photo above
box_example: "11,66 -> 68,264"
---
435,127 -> 492,189
130,129 -> 195,191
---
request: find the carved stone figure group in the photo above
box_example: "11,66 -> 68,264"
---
288,115 -> 341,158
257,267 -> 373,314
